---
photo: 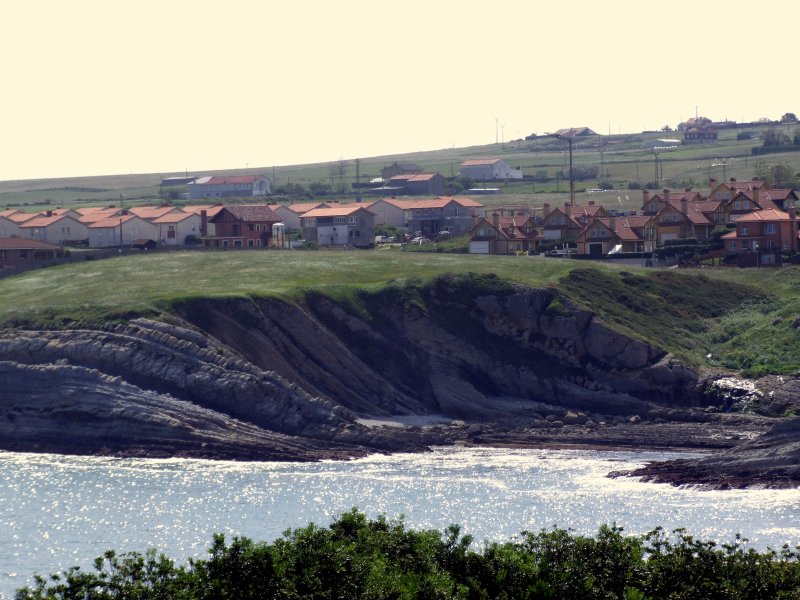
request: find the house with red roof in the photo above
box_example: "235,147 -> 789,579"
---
87,213 -> 159,248
708,177 -> 767,203
127,205 -> 183,221
403,197 -> 484,237
0,209 -> 36,237
151,211 -> 202,246
459,158 -> 522,181
0,237 -> 62,269
187,175 -> 271,200
19,211 -> 89,245
273,202 -> 331,230
541,201 -> 606,242
468,213 -> 542,255
202,204 -> 280,248
724,188 -> 799,225
365,198 -> 409,228
722,207 -> 799,262
300,205 -> 376,247
574,215 -> 656,255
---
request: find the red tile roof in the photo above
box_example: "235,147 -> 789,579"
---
736,209 -> 792,222
19,214 -> 83,228
151,211 -> 198,224
211,204 -> 280,222
301,206 -> 375,218
280,202 -> 331,214
182,204 -> 225,217
128,206 -> 179,220
0,237 -> 61,250
88,214 -> 140,228
4,211 -> 37,224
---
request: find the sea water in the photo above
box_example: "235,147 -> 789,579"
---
1,446 -> 798,597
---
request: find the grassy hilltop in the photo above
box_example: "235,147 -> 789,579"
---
1,250 -> 798,378
3,123 -> 800,214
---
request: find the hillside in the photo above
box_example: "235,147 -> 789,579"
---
2,123 -> 800,215
1,252 -> 799,486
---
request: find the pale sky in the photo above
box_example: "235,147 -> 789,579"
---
1,0 -> 796,181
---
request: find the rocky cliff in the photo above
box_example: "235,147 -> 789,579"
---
0,273 -> 792,475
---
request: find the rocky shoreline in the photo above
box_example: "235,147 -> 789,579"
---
1,275 -> 798,488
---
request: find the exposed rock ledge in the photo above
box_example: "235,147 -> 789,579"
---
0,274 -> 796,487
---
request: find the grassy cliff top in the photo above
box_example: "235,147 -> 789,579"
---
1,251 -> 798,376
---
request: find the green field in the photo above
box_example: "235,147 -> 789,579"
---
1,250 -> 798,377
3,124 -> 800,216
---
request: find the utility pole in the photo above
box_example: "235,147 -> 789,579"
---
355,159 -> 361,203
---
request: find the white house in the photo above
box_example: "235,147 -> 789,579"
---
88,214 -> 159,248
300,205 -> 376,247
459,159 -> 523,181
0,210 -> 35,237
365,198 -> 408,228
273,202 -> 330,230
187,175 -> 271,199
151,211 -> 202,246
19,212 -> 89,245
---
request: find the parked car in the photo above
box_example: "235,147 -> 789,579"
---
410,236 -> 431,245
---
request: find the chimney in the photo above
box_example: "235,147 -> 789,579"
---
753,186 -> 760,205
709,178 -> 717,188
663,189 -> 671,204
200,209 -> 208,237
730,177 -> 737,182
681,197 -> 688,215
684,187 -> 692,193
543,203 -> 551,219
46,210 -> 53,217
492,212 -> 500,228
588,200 -> 595,206
609,216 -> 616,235
642,189 -> 650,207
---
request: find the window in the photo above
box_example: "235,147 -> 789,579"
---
740,227 -> 748,236
729,241 -> 736,250
765,223 -> 777,234
348,216 -> 359,226
334,216 -> 347,226
247,239 -> 254,247
734,201 -> 741,210
248,224 -> 254,232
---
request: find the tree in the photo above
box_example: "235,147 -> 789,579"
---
762,127 -> 791,147
308,181 -> 332,197
780,112 -> 798,123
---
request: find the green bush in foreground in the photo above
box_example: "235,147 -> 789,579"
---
16,510 -> 800,599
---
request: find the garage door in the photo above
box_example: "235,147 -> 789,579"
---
469,241 -> 490,254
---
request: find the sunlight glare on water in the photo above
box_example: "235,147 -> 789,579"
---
1,446 -> 798,597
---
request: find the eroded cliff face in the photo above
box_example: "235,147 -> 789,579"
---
0,274 -> 706,459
